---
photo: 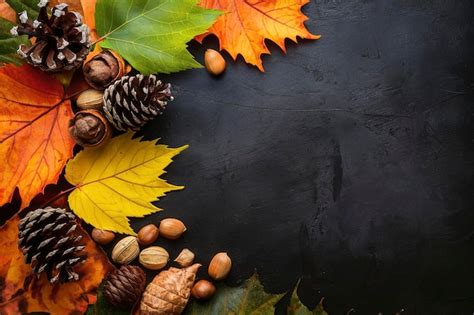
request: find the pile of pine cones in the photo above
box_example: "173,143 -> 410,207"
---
11,1 -> 174,148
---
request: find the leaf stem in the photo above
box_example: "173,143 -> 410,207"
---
39,186 -> 76,209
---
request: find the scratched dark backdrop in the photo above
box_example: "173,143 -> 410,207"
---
3,0 -> 474,314
143,0 -> 474,314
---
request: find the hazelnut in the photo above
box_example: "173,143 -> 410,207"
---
174,248 -> 195,267
204,49 -> 226,76
139,246 -> 169,270
191,280 -> 216,300
137,224 -> 159,246
76,89 -> 104,110
159,218 -> 186,240
208,252 -> 232,280
112,236 -> 139,264
68,110 -> 111,147
91,228 -> 115,245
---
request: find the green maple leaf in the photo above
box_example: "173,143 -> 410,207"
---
95,0 -> 221,74
0,0 -> 36,65
287,281 -> 328,315
184,274 -> 284,315
5,0 -> 38,17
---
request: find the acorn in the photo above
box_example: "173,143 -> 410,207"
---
191,280 -> 216,300
204,49 -> 226,76
208,252 -> 232,280
91,228 -> 115,245
159,218 -> 186,240
137,224 -> 159,246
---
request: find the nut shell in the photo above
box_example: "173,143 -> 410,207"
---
91,228 -> 115,245
139,246 -> 169,270
83,49 -> 128,90
174,248 -> 195,267
112,236 -> 139,264
208,252 -> 232,280
137,224 -> 159,246
68,109 -> 111,147
76,89 -> 104,110
191,280 -> 216,300
204,49 -> 226,76
159,218 -> 186,240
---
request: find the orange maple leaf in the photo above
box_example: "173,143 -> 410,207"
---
0,65 -> 75,209
196,0 -> 320,71
80,0 -> 98,42
0,215 -> 113,315
0,0 -> 15,22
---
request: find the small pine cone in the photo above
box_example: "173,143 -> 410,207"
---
104,265 -> 146,309
18,207 -> 86,284
10,1 -> 90,72
139,264 -> 200,315
103,74 -> 174,131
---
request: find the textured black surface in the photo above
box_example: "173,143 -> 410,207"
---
134,0 -> 474,314
3,0 -> 473,314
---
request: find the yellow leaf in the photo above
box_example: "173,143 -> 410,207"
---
65,133 -> 188,235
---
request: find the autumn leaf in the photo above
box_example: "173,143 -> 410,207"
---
0,215 -> 113,314
185,273 -> 284,314
288,281 -> 327,315
81,0 -> 97,41
0,65 -> 75,209
94,0 -> 221,74
0,0 -> 16,22
196,0 -> 320,71
65,133 -> 188,235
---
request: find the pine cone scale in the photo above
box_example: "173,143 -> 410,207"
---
11,2 -> 90,72
103,74 -> 173,131
18,207 -> 87,284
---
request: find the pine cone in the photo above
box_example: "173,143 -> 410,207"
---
10,1 -> 90,72
104,265 -> 146,309
103,74 -> 174,131
18,207 -> 86,284
138,264 -> 200,315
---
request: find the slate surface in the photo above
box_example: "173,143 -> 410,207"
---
2,0 -> 473,314
139,0 -> 474,313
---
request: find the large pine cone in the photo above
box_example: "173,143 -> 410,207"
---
18,207 -> 86,284
104,265 -> 146,309
103,74 -> 174,131
138,264 -> 200,315
11,1 -> 90,72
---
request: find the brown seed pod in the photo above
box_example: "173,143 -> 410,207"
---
204,49 -> 226,76
91,228 -> 115,245
83,49 -> 128,90
208,252 -> 232,280
68,109 -> 111,147
191,280 -> 216,300
159,218 -> 186,240
137,224 -> 159,246
139,264 -> 201,314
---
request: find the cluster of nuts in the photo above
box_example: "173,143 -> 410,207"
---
92,217 -> 232,307
68,50 -> 128,147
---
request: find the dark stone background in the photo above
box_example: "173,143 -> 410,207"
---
2,0 -> 473,314
143,0 -> 474,314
